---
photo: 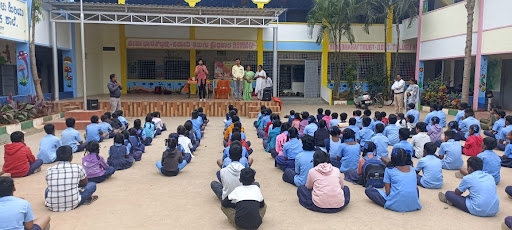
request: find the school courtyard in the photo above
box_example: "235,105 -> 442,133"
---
1,104 -> 511,230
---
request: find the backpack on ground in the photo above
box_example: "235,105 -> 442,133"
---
359,159 -> 386,188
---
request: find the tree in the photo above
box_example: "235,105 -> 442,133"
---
307,0 -> 366,100
461,0 -> 476,103
30,0 -> 44,101
392,0 -> 419,77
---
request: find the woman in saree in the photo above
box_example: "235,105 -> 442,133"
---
243,65 -> 255,101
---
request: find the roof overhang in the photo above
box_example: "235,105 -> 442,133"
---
45,1 -> 286,28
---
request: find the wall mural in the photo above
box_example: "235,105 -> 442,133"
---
17,50 -> 29,86
127,81 -> 186,94
63,56 -> 73,88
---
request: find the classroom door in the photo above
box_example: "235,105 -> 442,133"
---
304,60 -> 320,98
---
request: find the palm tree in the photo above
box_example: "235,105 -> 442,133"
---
461,0 -> 476,103
307,0 -> 366,99
30,0 -> 45,101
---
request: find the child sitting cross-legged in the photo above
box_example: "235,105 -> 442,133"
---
270,123 -> 290,158
337,129 -> 362,173
428,116 -> 443,146
415,142 -> 443,189
61,118 -> 86,153
227,129 -> 252,154
462,124 -> 483,157
1,131 -> 43,178
344,142 -> 384,186
107,134 -> 134,170
218,139 -> 252,169
297,150 -> 350,213
82,141 -> 115,183
410,122 -> 431,159
437,130 -> 464,170
37,124 -> 62,164
184,120 -> 200,152
143,114 -> 156,145
221,168 -> 266,230
156,135 -> 191,177
275,127 -> 303,171
282,135 -> 316,187
458,137 -> 501,185
370,123 -> 390,159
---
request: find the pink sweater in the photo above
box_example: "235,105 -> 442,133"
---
305,163 -> 345,208
322,116 -> 332,129
275,132 -> 289,156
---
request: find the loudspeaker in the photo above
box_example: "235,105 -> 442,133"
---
262,87 -> 272,101
87,99 -> 99,110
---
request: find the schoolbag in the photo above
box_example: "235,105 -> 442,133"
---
359,158 -> 386,188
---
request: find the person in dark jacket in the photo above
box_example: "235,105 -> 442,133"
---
107,74 -> 122,113
156,135 -> 191,177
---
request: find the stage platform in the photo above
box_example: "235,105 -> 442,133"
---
54,94 -> 281,118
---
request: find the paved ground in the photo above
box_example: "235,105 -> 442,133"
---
1,104 -> 511,230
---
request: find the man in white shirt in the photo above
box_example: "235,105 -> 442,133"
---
231,58 -> 245,101
391,74 -> 406,114
254,65 -> 267,100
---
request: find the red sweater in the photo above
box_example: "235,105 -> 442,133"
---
3,142 -> 36,178
227,139 -> 251,152
463,135 -> 483,157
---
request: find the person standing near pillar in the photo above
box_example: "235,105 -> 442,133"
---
391,74 -> 406,114
232,58 -> 245,101
195,59 -> 209,102
107,74 -> 122,113
254,65 -> 267,100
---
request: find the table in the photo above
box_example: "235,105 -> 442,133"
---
186,80 -> 211,98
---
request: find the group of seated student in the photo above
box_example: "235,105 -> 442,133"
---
250,105 -> 512,219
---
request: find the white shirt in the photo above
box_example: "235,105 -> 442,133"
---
152,117 -> 163,130
232,65 -> 245,80
228,185 -> 264,203
45,162 -> 87,212
264,77 -> 273,88
391,79 -> 405,93
178,135 -> 193,154
410,132 -> 431,159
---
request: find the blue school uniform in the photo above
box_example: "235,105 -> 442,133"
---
348,125 -> 361,141
191,118 -> 203,139
0,196 -> 35,230
492,118 -> 505,133
373,120 -> 384,132
434,110 -> 447,127
258,115 -> 270,130
338,143 -> 361,173
118,116 -> 129,127
224,117 -> 232,129
383,124 -> 400,145
460,116 -> 481,139
477,150 -> 501,184
377,166 -> 422,212
455,110 -> 465,124
406,109 -> 420,124
505,144 -> 512,158
327,138 -> 343,165
415,155 -> 443,189
330,119 -> 341,128
359,127 -> 374,146
287,115 -> 294,126
368,118 -> 376,131
223,145 -> 249,160
283,138 -> 303,160
229,132 -> 247,141
221,159 -> 250,168
293,150 -> 315,186
392,140 -> 414,160
143,122 -> 156,139
457,171 -> 500,217
355,116 -> 362,129
99,122 -> 113,135
497,125 -> 512,142
423,112 -> 435,129
37,134 -> 62,164
85,123 -> 102,142
371,133 -> 390,158
438,139 -> 464,170
266,127 -> 281,152
303,123 -> 318,137
61,127 -> 83,153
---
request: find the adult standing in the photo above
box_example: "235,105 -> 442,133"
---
107,74 -> 122,113
391,74 -> 406,114
232,58 -> 245,101
254,65 -> 267,100
195,59 -> 209,102
405,79 -> 420,109
243,66 -> 255,101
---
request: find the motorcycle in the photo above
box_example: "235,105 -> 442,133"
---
353,82 -> 372,110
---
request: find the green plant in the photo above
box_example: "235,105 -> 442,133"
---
0,100 -> 35,124
421,76 -> 453,107
344,63 -> 357,99
367,58 -> 388,94
29,95 -> 54,117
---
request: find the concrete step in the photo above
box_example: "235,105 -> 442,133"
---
247,105 -> 281,113
248,112 -> 259,119
49,119 -> 90,130
65,110 -> 105,120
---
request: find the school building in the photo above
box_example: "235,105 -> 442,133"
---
0,0 -> 509,110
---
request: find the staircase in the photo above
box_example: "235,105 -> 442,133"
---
48,110 -> 104,130
246,105 -> 281,119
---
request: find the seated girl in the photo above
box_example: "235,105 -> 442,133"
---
107,134 -> 134,170
184,120 -> 200,152
313,120 -> 329,148
428,116 -> 442,146
298,111 -> 309,137
365,148 -> 422,212
282,135 -> 316,187
415,142 -> 443,189
297,150 -> 350,213
439,157 -> 499,217
344,142 -> 382,184
448,121 -> 466,141
270,123 -> 290,159
127,128 -> 144,161
406,115 -> 417,136
226,130 -> 252,155
325,126 -> 343,168
177,125 -> 194,157
156,136 -> 191,176
218,140 -> 251,168
337,129 -> 361,173
276,127 -> 303,171
437,130 -> 464,170
142,115 -> 156,146
264,120 -> 281,152
291,112 -> 301,130
462,125 -> 483,157
82,141 -> 115,183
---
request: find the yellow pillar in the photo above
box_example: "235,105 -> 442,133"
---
321,32 -> 329,87
119,24 -> 128,94
190,27 -> 197,95
257,28 -> 264,66
386,7 -> 393,81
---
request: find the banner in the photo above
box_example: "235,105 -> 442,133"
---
329,43 -> 416,53
127,38 -> 258,51
214,61 -> 237,79
0,0 -> 28,41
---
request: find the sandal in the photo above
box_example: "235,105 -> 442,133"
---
83,195 -> 99,205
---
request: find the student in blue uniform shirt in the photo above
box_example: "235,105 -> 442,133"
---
437,130 -> 464,170
347,118 -> 361,142
365,148 -> 422,212
337,129 -> 361,173
383,114 -> 400,145
38,124 -> 63,164
497,116 -> 512,151
330,113 -> 341,129
389,128 -> 414,163
415,142 -> 443,189
370,123 -> 390,159
282,136 -> 316,187
257,109 -> 272,138
434,104 -> 447,127
458,137 -> 501,184
455,102 -> 470,124
325,126 -> 343,168
303,116 -> 318,137
116,110 -> 129,128
439,156 -> 500,217
363,110 -> 375,131
448,121 -> 466,141
359,117 -> 374,147
484,110 -> 506,138
372,112 -> 385,132
423,105 -> 437,130
316,108 -> 324,121
353,110 -> 363,129
99,115 -> 115,138
287,110 -> 295,126
191,111 -> 204,140
276,127 -> 303,170
61,118 -> 86,153
459,108 -> 481,139
406,103 -> 420,125
85,115 -> 107,143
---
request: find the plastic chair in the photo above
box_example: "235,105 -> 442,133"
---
215,80 -> 231,99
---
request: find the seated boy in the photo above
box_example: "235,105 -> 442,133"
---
484,110 -> 505,138
45,146 -> 98,211
37,124 -> 62,164
359,117 -> 374,147
347,118 -> 360,141
224,117 -> 243,144
116,110 -> 129,129
1,131 -> 43,178
282,136 -> 316,187
191,111 -> 204,140
99,114 -> 115,138
211,144 -> 246,201
218,141 -> 252,168
437,130 -> 464,170
197,107 -> 209,125
458,137 -> 501,185
370,123 -> 389,159
384,128 -> 414,165
111,112 -> 125,131
0,177 -> 51,230
439,157 -> 499,217
410,122 -> 431,159
415,142 -> 443,189
221,168 -> 266,230
406,103 -> 420,127
330,112 -> 341,128
85,115 -> 108,143
383,114 -> 400,145
61,118 -> 86,153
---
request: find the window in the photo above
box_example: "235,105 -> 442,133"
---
137,60 -> 156,79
